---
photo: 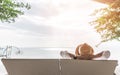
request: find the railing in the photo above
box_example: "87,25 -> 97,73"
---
0,46 -> 22,58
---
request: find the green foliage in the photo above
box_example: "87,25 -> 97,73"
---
0,0 -> 31,23
90,0 -> 120,43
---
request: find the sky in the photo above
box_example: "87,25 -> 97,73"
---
0,0 -> 106,47
0,0 -> 120,58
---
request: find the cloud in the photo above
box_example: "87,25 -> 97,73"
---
0,16 -> 54,37
0,0 -> 106,47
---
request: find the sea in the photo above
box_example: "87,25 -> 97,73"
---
0,47 -> 120,75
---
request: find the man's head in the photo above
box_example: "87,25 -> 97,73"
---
79,43 -> 94,56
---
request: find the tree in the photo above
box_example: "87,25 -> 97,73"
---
90,0 -> 120,45
0,0 -> 30,23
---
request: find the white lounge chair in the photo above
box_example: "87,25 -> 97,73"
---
60,59 -> 118,75
2,59 -> 118,75
2,59 -> 59,75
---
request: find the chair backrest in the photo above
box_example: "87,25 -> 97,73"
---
2,59 -> 59,75
2,59 -> 118,75
60,59 -> 118,75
